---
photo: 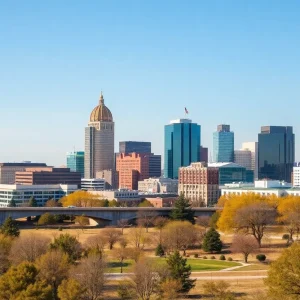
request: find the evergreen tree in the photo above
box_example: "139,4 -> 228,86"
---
202,228 -> 223,253
28,196 -> 38,207
166,250 -> 196,293
170,194 -> 195,224
155,244 -> 165,257
8,197 -> 17,207
1,216 -> 20,237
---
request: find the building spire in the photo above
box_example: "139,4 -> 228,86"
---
99,91 -> 104,104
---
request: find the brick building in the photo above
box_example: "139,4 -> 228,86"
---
116,153 -> 150,190
178,162 -> 219,207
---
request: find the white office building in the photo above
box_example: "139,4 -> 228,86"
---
138,177 -> 178,194
81,178 -> 106,191
0,184 -> 77,207
293,166 -> 300,187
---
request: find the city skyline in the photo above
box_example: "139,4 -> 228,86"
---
1,1 -> 300,165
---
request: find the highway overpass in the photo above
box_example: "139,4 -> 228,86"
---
0,207 -> 218,226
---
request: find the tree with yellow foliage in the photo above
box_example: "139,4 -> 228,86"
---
277,195 -> 300,242
217,193 -> 277,247
60,190 -> 107,207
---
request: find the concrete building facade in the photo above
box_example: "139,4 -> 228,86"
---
292,166 -> 300,187
178,162 -> 219,207
81,178 -> 105,191
138,177 -> 178,193
85,93 -> 114,178
234,150 -> 252,170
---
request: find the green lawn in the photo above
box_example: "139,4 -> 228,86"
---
107,258 -> 241,273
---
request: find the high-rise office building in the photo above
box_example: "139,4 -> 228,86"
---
234,150 -> 252,170
258,126 -> 295,182
67,151 -> 84,177
213,124 -> 234,162
84,93 -> 114,178
164,119 -> 201,179
119,141 -> 151,154
242,142 -> 258,179
200,146 -> 208,163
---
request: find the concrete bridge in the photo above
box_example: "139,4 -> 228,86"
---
0,207 -> 218,226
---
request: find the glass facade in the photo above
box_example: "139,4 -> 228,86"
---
213,131 -> 234,162
164,120 -> 201,179
119,141 -> 151,154
258,126 -> 295,182
219,166 -> 246,185
67,151 -> 85,178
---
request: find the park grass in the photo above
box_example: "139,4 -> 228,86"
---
232,264 -> 269,271
107,257 -> 241,273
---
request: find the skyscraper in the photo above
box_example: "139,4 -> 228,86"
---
258,126 -> 295,182
164,119 -> 201,179
67,151 -> 84,177
242,142 -> 258,179
213,124 -> 234,162
84,93 -> 114,178
119,141 -> 151,154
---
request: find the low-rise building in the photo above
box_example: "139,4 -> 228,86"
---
138,177 -> 178,193
0,184 -> 77,207
144,196 -> 177,207
292,165 -> 300,187
81,178 -> 105,191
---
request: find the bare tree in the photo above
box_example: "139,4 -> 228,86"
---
128,226 -> 150,250
102,227 -> 122,250
234,203 -> 276,247
117,219 -> 129,235
153,216 -> 168,244
84,234 -> 106,258
137,211 -> 157,232
72,253 -> 106,300
196,216 -> 211,233
113,238 -> 129,273
231,234 -> 259,263
10,233 -> 50,265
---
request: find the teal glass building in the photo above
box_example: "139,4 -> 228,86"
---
66,151 -> 85,178
164,119 -> 201,179
213,124 -> 234,162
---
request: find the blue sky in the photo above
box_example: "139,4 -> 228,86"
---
0,1 -> 300,166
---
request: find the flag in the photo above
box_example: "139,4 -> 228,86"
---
185,107 -> 189,114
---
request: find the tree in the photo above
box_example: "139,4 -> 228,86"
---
265,243 -> 300,298
60,190 -> 106,207
1,216 -> 20,237
202,228 -> 222,253
118,219 -> 129,235
28,196 -> 38,207
196,216 -> 211,232
155,244 -> 165,257
153,216 -> 168,244
37,213 -> 57,226
75,214 -> 89,231
113,238 -> 129,273
210,211 -> 220,229
138,199 -> 154,207
45,199 -> 61,207
137,210 -> 157,232
277,196 -> 300,242
102,227 -> 122,250
0,262 -> 51,300
160,279 -> 181,299
50,233 -> 82,263
58,278 -> 86,300
166,250 -> 195,293
8,198 -> 17,207
217,194 -> 276,247
202,280 -> 235,300
84,234 -> 106,258
18,281 -> 52,300
9,233 -> 50,264
128,226 -> 150,251
72,254 -> 106,300
161,221 -> 197,255
170,194 -> 195,224
231,234 -> 259,263
109,199 -> 119,207
0,234 -> 12,274
37,250 -> 70,299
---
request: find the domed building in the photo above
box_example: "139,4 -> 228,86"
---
84,93 -> 115,178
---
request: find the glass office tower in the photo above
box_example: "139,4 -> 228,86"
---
66,151 -> 85,178
164,119 -> 201,179
258,126 -> 295,182
119,141 -> 151,154
213,124 -> 234,162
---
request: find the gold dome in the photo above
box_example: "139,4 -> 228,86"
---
90,92 -> 113,122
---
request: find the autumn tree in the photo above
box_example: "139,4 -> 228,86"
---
37,250 -> 70,299
170,194 -> 195,224
1,216 -> 20,237
58,279 -> 86,300
118,219 -> 129,235
50,233 -> 82,263
84,234 -> 106,257
128,226 -> 150,251
10,233 -> 50,265
45,199 -> 61,207
60,190 -> 106,207
0,234 -> 12,274
217,193 -> 276,247
38,213 -> 57,226
72,253 -> 106,300
231,234 -> 259,263
202,228 -> 222,253
75,214 -> 89,231
277,196 -> 300,242
203,280 -> 235,299
138,199 -> 154,207
162,221 -> 197,255
137,210 -> 157,232
102,227 -> 122,250
160,279 -> 181,299
265,243 -> 300,298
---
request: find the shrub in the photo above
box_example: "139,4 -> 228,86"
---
155,244 -> 165,257
58,226 -> 62,231
219,255 -> 226,261
203,256 -> 207,259
282,234 -> 290,240
210,256 -> 216,259
227,257 -> 233,261
194,254 -> 199,258
256,254 -> 266,262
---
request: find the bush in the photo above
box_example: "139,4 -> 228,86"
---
155,244 -> 165,257
256,254 -> 266,262
227,257 -> 233,261
203,256 -> 207,259
194,254 -> 199,258
282,234 -> 290,240
58,226 -> 62,231
219,255 -> 226,261
210,256 -> 216,259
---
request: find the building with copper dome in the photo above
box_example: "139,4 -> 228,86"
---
84,93 -> 115,178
